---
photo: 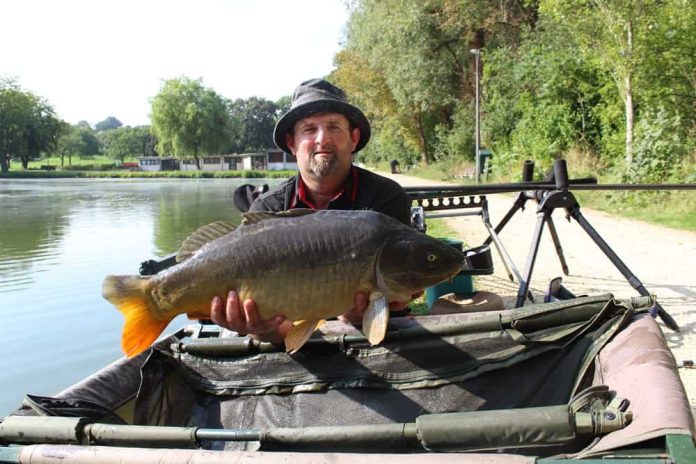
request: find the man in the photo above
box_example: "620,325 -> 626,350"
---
211,78 -> 413,341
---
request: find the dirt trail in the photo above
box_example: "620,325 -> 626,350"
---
384,171 -> 696,406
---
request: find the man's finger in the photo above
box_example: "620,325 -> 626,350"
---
210,296 -> 223,324
226,290 -> 244,329
243,298 -> 262,332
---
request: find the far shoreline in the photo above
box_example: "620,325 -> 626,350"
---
0,169 -> 295,180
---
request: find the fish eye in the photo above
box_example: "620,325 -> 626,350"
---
427,253 -> 437,262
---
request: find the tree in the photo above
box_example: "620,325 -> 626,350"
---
480,18 -> 610,174
150,77 -> 234,169
540,0 -> 671,168
332,49 -> 418,165
345,0 -> 466,165
132,126 -> 158,157
0,78 -> 64,171
99,126 -> 145,164
227,97 -> 279,152
275,95 -> 291,116
0,79 -> 25,172
95,116 -> 123,132
56,124 -> 100,166
337,0 -> 539,166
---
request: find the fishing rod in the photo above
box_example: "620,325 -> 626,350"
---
405,181 -> 696,200
406,157 -> 695,199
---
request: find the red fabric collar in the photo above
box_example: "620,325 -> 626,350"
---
291,166 -> 359,209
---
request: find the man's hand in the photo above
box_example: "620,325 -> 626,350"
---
210,290 -> 290,342
211,290 -> 423,339
338,291 -> 422,325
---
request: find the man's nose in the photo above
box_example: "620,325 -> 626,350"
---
314,126 -> 328,145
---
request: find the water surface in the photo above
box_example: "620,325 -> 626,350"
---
0,178 -> 278,416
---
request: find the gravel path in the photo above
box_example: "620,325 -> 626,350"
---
384,171 -> 696,406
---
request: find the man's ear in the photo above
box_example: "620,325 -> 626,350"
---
285,132 -> 297,154
350,127 -> 360,152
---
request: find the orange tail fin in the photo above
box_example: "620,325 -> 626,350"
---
102,275 -> 171,358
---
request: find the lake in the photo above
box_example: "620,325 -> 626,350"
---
0,177 -> 280,416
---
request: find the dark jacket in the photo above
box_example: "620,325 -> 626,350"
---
249,166 -> 412,226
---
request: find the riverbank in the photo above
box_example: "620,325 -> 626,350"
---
0,169 -> 295,179
5,162 -> 693,232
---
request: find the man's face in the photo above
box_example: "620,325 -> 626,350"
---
286,112 -> 360,180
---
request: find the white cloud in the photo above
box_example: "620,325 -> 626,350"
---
0,0 -> 349,127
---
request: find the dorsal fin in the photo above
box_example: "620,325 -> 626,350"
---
241,208 -> 316,225
176,221 -> 236,262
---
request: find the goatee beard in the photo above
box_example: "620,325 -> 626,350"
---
309,152 -> 339,177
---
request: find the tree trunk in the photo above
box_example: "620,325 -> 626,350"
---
414,111 -> 430,165
0,154 -> 8,173
624,20 -> 634,167
624,74 -> 634,167
194,147 -> 201,170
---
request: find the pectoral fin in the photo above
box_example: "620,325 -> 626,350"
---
284,319 -> 324,354
362,292 -> 389,345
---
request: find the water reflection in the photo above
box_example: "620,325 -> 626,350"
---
151,181 -> 246,256
0,177 -> 278,416
0,184 -> 73,293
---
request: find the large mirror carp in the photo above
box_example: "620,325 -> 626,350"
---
102,209 -> 464,357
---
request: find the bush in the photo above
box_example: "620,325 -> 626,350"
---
625,108 -> 687,183
58,163 -> 118,171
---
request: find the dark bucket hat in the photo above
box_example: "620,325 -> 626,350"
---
273,78 -> 371,154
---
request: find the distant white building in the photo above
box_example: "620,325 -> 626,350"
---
232,149 -> 297,171
138,150 -> 296,172
266,149 -> 297,171
179,155 -> 236,172
138,157 -> 179,171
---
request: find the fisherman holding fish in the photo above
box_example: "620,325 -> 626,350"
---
102,78 -> 464,356
210,78 -> 415,342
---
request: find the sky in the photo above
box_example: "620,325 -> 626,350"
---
1,0 -> 351,127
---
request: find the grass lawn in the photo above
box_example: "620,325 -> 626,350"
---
577,190 -> 696,231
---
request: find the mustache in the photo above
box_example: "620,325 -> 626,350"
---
311,148 -> 335,156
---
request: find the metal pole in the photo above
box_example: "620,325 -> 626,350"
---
471,48 -> 481,184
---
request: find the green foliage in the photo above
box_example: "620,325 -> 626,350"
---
55,124 -> 100,166
150,77 -> 234,168
483,19 -> 611,174
98,126 -> 148,163
227,97 -> 281,152
338,0 -> 541,168
433,103 -> 475,163
0,78 -> 65,172
342,0 -> 467,164
627,108 -> 688,182
539,0 -> 696,170
338,0 -> 694,184
275,95 -> 291,115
